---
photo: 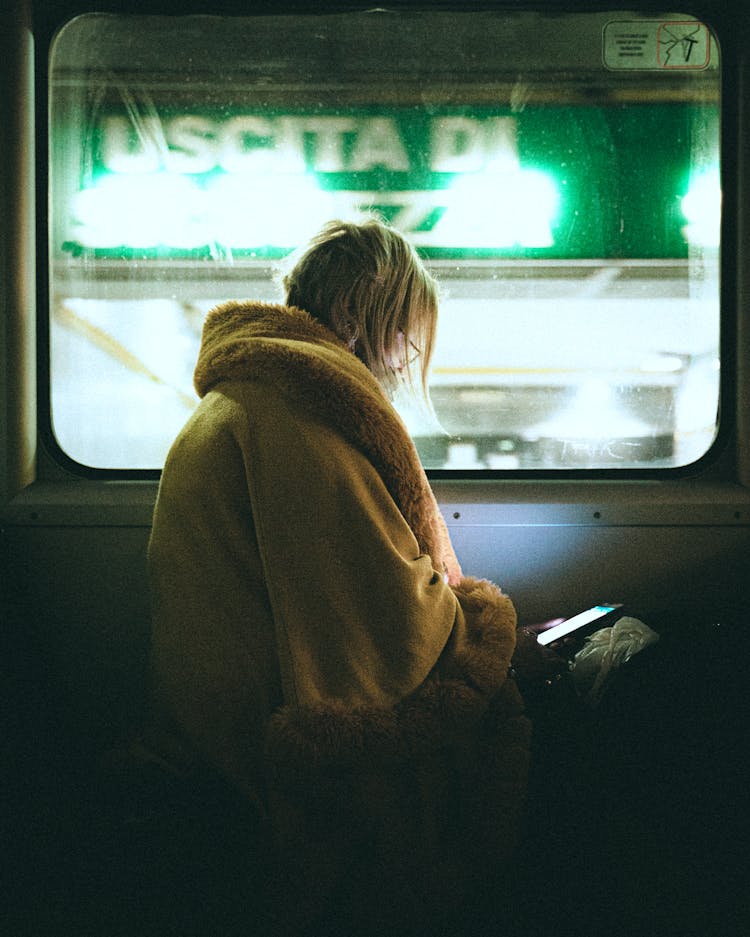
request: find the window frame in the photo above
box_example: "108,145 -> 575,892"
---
33,0 -> 738,484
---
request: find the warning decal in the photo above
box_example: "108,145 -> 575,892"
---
603,20 -> 711,71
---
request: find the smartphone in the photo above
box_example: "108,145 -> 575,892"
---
536,603 -> 623,649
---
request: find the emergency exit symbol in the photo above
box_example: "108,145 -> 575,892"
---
657,22 -> 710,69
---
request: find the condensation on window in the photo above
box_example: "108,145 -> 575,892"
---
48,11 -> 721,471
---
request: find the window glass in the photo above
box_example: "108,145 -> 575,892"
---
49,12 -> 721,470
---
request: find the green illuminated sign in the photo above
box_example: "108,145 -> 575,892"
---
57,105 -> 719,260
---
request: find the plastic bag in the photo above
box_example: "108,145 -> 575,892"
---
570,616 -> 659,706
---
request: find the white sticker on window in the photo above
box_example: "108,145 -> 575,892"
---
603,21 -> 711,71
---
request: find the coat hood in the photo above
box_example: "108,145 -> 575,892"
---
194,301 -> 462,584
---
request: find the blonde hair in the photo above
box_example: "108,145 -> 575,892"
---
282,219 -> 439,397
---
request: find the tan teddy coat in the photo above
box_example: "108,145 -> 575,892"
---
146,301 -> 531,932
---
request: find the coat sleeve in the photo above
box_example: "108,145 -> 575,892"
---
235,384 -> 515,709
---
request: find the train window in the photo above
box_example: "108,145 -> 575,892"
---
48,11 -> 721,471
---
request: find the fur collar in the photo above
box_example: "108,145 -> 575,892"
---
194,301 -> 461,584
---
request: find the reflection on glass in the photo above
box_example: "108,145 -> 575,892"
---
49,11 -> 721,470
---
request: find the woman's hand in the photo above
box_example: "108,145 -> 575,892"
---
511,626 -> 569,688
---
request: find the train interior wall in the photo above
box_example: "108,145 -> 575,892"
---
3,486 -> 750,935
4,500 -> 750,738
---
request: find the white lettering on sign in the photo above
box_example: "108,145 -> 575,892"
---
70,175 -> 560,251
349,117 -> 410,171
432,117 -> 519,172
166,116 -> 217,173
299,117 -> 357,171
221,116 -> 275,172
98,114 -> 518,175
